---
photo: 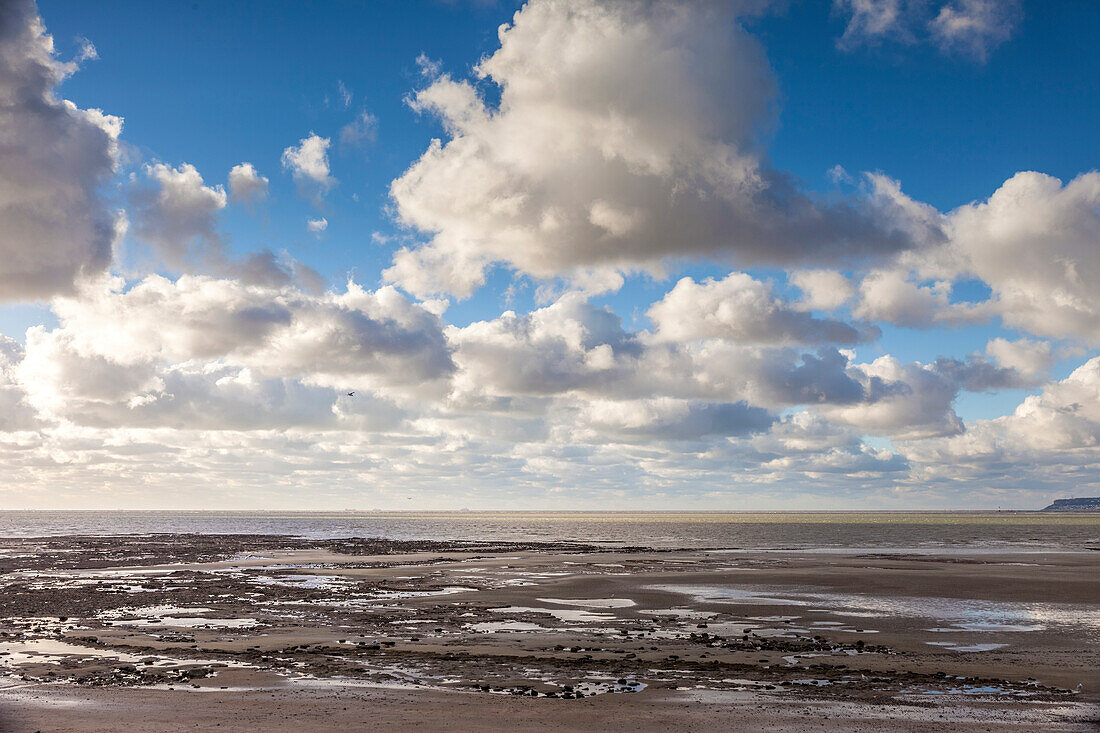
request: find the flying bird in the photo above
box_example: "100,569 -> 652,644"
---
346,391 -> 355,397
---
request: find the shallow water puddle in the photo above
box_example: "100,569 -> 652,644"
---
0,640 -> 147,665
650,585 -> 808,606
537,598 -> 635,609
903,684 -> 1035,696
99,605 -> 259,629
490,606 -> 615,624
467,621 -> 547,633
100,605 -> 214,618
138,617 -> 259,629
0,640 -> 253,671
923,622 -> 1044,633
248,574 -> 353,590
782,653 -> 831,665
639,609 -> 718,619
925,641 -> 1009,652
650,584 -> 1100,632
355,586 -> 477,601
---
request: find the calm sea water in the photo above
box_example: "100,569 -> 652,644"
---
0,511 -> 1097,550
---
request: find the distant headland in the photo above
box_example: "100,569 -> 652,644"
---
1040,497 -> 1100,511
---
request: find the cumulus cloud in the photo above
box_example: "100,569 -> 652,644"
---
131,163 -> 227,268
748,411 -> 910,477
448,293 -> 641,403
985,338 -> 1054,379
945,171 -> 1100,344
790,269 -> 855,311
19,349 -> 362,431
445,290 -> 998,449
0,336 -> 41,431
128,162 -> 320,289
577,398 -> 773,442
2,0 -> 1089,508
822,355 -> 964,439
0,0 -> 122,300
735,347 -> 870,407
752,410 -> 865,455
929,354 -> 1035,392
385,0 -> 938,297
860,171 -> 1100,344
0,269 -> 1068,502
818,347 -> 1038,442
901,358 -> 1100,489
853,269 -> 986,328
227,162 -> 268,203
18,276 -> 456,430
281,133 -> 334,197
821,351 -> 1034,439
648,273 -> 878,345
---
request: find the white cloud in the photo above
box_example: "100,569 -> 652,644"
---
32,276 -> 456,416
0,0 -> 122,300
0,0 -> 1090,510
129,162 -> 319,289
227,162 -> 269,203
901,358 -> 1100,493
930,0 -> 1020,61
853,269 -> 986,328
447,293 -> 640,403
0,336 -> 41,431
281,132 -> 334,195
131,163 -> 227,267
945,171 -> 1100,344
0,269 -> 1069,505
822,355 -> 964,440
791,269 -> 855,311
445,290 -> 998,446
385,0 -> 936,297
835,0 -> 908,49
19,349 -> 370,432
336,80 -> 352,109
752,410 -> 865,454
648,273 -> 877,345
852,168 -> 1100,356
835,0 -> 1019,60
339,111 -> 377,150
985,338 -> 1053,379
862,171 -> 1100,344
576,398 -> 773,442
819,352 -> 1031,440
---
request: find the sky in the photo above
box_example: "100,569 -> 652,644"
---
0,0 -> 1097,510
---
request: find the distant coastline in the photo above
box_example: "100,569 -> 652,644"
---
1040,497 -> 1100,511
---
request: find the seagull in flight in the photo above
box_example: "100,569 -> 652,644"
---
346,391 -> 355,397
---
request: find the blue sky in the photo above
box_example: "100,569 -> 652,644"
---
0,0 -> 1097,509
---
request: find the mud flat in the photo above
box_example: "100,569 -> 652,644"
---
0,534 -> 1096,732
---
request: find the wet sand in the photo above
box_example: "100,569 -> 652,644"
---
0,535 -> 1096,731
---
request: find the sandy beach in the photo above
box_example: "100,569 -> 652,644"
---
0,534 -> 1096,731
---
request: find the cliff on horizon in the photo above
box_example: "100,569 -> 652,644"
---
1040,497 -> 1100,511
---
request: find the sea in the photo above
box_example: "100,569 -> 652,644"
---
0,511 -> 1097,550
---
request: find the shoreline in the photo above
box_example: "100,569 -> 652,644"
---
0,535 -> 1096,731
